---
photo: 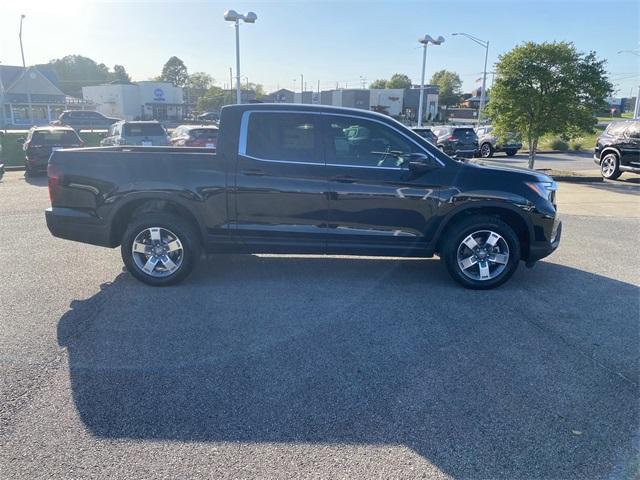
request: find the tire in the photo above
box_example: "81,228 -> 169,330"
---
441,215 -> 521,290
121,213 -> 201,286
480,142 -> 494,158
505,149 -> 518,157
600,152 -> 622,180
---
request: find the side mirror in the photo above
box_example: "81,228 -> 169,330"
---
16,138 -> 25,145
406,153 -> 440,173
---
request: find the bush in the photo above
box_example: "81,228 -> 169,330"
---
549,138 -> 569,151
569,139 -> 583,151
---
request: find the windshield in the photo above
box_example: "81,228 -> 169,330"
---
123,124 -> 166,136
31,130 -> 81,145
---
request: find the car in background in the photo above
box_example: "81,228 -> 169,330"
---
170,125 -> 219,148
411,127 -> 438,144
100,121 -> 170,147
475,126 -> 522,158
54,110 -> 119,131
432,126 -> 478,158
594,120 -> 640,179
198,111 -> 220,123
18,126 -> 83,175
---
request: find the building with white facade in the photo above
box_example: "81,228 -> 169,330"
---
82,81 -> 184,121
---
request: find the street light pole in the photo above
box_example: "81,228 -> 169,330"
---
224,10 -> 257,105
18,14 -> 33,125
452,32 -> 489,126
300,74 -> 304,103
417,34 -> 444,127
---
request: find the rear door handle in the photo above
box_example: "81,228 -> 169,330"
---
332,175 -> 357,183
242,169 -> 265,176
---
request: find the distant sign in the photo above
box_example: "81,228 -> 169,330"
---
153,88 -> 165,102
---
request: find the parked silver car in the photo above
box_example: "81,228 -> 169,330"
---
100,121 -> 170,147
475,126 -> 522,158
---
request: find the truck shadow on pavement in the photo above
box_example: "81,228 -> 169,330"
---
57,256 -> 639,479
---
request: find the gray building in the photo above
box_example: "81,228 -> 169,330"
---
0,65 -> 67,128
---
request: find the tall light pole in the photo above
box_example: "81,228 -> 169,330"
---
18,14 -> 33,125
417,34 -> 444,127
617,50 -> 640,118
300,73 -> 304,103
453,32 -> 489,126
224,10 -> 257,105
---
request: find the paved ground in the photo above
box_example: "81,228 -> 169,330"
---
0,171 -> 638,479
480,150 -> 600,171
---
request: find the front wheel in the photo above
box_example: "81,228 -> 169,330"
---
441,216 -> 521,289
505,149 -> 518,157
600,153 -> 622,180
121,213 -> 201,286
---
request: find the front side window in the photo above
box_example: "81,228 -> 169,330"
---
325,116 -> 416,168
624,122 -> 640,139
246,112 -> 320,163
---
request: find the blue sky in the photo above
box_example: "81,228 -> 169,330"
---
1,0 -> 639,96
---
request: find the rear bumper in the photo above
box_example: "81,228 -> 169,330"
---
528,220 -> 562,263
45,207 -> 114,247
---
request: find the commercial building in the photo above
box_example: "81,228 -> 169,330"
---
82,81 -> 185,121
0,65 -> 67,128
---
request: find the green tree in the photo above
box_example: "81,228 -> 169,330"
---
160,56 -> 189,87
112,64 -> 131,82
385,73 -> 412,89
187,72 -> 214,93
487,41 -> 612,168
369,79 -> 387,89
429,70 -> 462,108
42,55 -> 111,97
196,86 -> 235,112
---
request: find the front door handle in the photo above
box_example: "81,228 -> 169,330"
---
242,169 -> 265,176
332,175 -> 357,183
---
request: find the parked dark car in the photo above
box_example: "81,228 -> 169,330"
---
432,126 -> 479,158
46,104 -> 561,289
594,120 -> 640,179
411,127 -> 438,144
170,125 -> 219,148
19,126 -> 83,175
100,121 -> 170,147
54,110 -> 119,131
475,126 -> 522,158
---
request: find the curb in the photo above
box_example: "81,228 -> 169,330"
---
5,165 -> 26,172
536,169 -> 603,183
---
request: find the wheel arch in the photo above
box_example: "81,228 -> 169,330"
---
109,195 -> 204,247
599,147 -> 621,161
434,202 -> 533,260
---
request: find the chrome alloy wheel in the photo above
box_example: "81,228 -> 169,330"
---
456,230 -> 510,281
131,227 -> 184,278
601,154 -> 617,178
480,143 -> 491,158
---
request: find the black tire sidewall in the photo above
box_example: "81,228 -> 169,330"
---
505,149 -> 517,157
481,143 -> 493,158
443,216 -> 521,289
121,213 -> 201,286
601,154 -> 621,180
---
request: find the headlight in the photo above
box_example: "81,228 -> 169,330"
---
525,181 -> 557,202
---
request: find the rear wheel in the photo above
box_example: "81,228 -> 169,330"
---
121,213 -> 201,286
505,149 -> 518,157
441,215 -> 521,289
600,152 -> 622,180
480,142 -> 494,158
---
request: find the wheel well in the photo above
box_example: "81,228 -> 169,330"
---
437,207 -> 530,259
600,148 -> 620,160
110,199 -> 201,246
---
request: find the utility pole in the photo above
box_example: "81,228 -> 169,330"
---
634,85 -> 640,119
300,73 -> 304,103
19,14 -> 33,125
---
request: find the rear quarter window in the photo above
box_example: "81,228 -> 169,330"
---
246,113 -> 320,163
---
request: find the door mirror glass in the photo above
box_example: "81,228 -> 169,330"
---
406,152 -> 440,172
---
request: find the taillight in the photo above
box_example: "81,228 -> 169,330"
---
448,136 -> 456,141
47,164 -> 63,205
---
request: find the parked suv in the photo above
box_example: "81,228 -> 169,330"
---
411,127 -> 438,145
594,120 -> 640,179
54,110 -> 119,131
170,125 -> 219,148
432,126 -> 478,158
475,126 -> 522,158
101,121 -> 170,146
19,126 -> 83,175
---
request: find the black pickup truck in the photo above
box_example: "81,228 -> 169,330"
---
46,104 -> 561,289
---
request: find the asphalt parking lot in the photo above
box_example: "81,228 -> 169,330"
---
0,170 -> 638,479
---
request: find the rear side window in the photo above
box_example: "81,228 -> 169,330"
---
246,113 -> 320,163
124,123 -> 166,136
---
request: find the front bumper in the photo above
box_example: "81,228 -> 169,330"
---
528,219 -> 562,263
45,207 -> 114,247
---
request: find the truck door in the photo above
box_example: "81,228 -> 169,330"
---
234,111 -> 329,252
